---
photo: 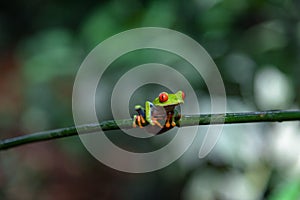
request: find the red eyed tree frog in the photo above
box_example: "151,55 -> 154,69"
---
133,91 -> 185,131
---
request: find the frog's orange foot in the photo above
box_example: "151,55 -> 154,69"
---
171,121 -> 176,127
165,122 -> 170,128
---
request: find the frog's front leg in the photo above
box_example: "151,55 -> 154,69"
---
151,116 -> 163,128
171,111 -> 177,127
165,112 -> 174,128
165,111 -> 177,128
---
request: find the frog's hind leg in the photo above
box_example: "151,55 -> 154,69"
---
133,115 -> 137,128
133,115 -> 141,128
133,105 -> 146,128
137,115 -> 144,128
135,105 -> 146,124
133,114 -> 145,128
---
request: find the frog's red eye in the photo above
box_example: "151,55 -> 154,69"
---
182,91 -> 185,99
159,92 -> 168,102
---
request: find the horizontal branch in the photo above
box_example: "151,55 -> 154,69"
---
1,110 -> 299,150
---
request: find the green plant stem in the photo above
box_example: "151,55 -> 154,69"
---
1,110 -> 300,150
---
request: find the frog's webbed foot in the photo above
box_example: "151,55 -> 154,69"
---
171,121 -> 176,127
165,121 -> 176,128
165,121 -> 170,128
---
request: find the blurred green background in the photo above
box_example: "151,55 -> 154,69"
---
0,0 -> 300,199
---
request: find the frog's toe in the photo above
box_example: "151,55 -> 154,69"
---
165,122 -> 170,128
171,121 -> 176,127
141,116 -> 146,124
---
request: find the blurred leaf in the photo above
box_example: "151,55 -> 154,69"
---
240,20 -> 287,54
268,179 -> 300,200
141,1 -> 176,27
198,4 -> 234,38
18,29 -> 80,84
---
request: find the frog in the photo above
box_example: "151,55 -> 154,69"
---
132,91 -> 185,131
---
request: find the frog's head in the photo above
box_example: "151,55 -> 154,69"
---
153,90 -> 185,106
